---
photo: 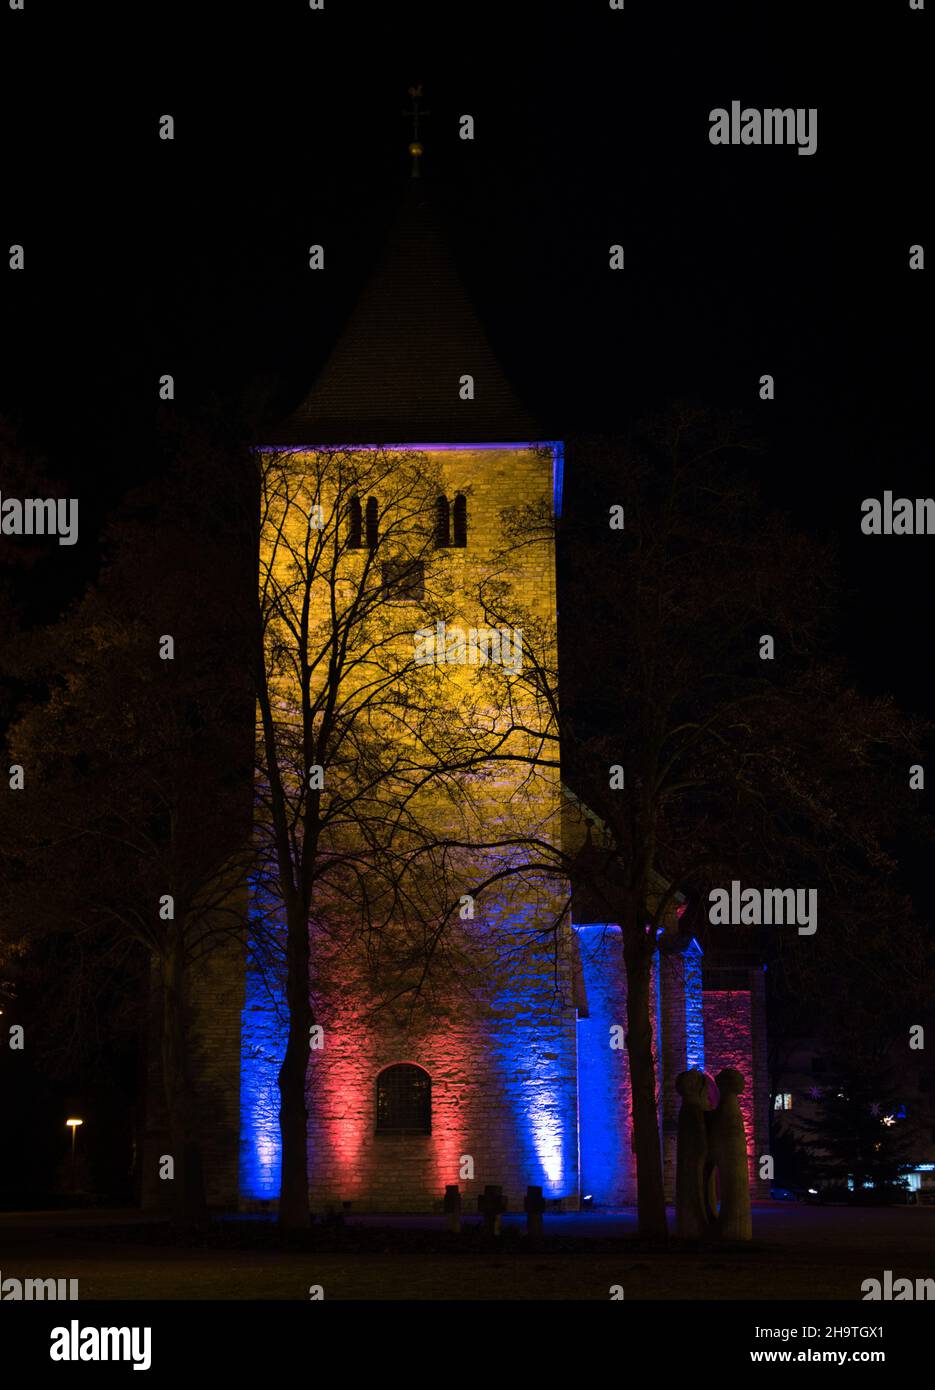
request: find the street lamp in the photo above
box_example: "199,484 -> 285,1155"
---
66,1118 -> 83,1194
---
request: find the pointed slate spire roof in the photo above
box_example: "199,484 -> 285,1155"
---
270,183 -> 540,446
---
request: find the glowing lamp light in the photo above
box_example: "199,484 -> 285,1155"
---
66,1118 -> 84,1194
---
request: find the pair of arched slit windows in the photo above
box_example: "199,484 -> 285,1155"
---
435,494 -> 467,548
347,496 -> 379,550
345,495 -> 468,550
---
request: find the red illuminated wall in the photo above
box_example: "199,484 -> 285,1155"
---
702,977 -> 771,1197
303,933 -> 581,1212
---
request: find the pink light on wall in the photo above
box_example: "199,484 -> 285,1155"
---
426,1071 -> 469,1193
308,1041 -> 370,1201
702,990 -> 757,1187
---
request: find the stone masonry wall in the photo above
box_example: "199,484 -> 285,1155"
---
239,443 -> 577,1213
142,922 -> 245,1210
703,976 -> 771,1198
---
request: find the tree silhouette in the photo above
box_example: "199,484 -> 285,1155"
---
464,404 -> 932,1237
1,421 -> 254,1227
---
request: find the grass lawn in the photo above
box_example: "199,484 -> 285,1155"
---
1,1206 -> 931,1299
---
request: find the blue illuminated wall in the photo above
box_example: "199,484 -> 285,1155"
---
575,925 -> 637,1204
551,440 -> 565,519
487,928 -> 579,1200
239,940 -> 286,1201
683,939 -> 705,1073
575,928 -> 708,1206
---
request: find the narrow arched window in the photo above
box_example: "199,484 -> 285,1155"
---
347,496 -> 362,549
434,495 -> 451,548
375,1063 -> 431,1135
453,493 -> 467,547
365,496 -> 379,550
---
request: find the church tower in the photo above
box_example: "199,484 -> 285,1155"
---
220,101 -> 769,1218
238,110 -> 576,1212
137,101 -> 769,1221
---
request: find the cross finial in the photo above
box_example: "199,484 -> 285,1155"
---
402,84 -> 431,179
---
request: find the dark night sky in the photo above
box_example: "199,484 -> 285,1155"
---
2,0 -> 930,709
0,0 -> 932,1216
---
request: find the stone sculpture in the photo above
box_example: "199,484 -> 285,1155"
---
675,1069 -> 719,1237
705,1067 -> 752,1241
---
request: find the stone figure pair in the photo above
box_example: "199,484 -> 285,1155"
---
675,1067 -> 752,1240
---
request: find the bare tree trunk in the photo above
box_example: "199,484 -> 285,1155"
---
624,934 -> 668,1240
160,932 -> 208,1231
277,900 -> 312,1229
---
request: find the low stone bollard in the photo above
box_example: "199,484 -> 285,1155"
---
443,1183 -> 462,1234
524,1184 -> 546,1243
477,1183 -> 507,1236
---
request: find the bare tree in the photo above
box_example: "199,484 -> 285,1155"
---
436,406 -> 932,1239
1,436 -> 254,1227
253,444 -> 515,1227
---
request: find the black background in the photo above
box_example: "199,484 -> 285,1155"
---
2,0 -> 930,701
0,0 -> 931,1258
